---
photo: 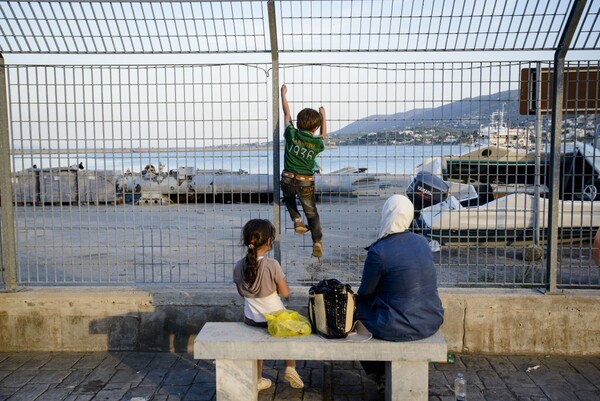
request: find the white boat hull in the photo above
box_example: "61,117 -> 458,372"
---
419,193 -> 600,245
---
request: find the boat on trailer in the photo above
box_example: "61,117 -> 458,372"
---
417,193 -> 600,245
438,141 -> 600,201
410,140 -> 600,245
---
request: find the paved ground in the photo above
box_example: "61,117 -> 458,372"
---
11,201 -> 600,288
0,352 -> 599,401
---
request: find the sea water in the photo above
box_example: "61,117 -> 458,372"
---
12,144 -> 471,175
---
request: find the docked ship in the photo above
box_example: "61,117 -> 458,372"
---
477,106 -> 535,150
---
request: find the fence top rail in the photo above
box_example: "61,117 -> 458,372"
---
0,0 -> 598,55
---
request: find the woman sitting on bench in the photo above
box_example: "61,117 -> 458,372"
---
355,194 -> 445,387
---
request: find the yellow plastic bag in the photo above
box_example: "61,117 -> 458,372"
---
263,309 -> 312,337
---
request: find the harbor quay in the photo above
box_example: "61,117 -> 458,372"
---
2,185 -> 600,400
8,196 -> 599,287
3,192 -> 600,356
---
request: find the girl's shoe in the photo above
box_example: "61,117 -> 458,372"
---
284,367 -> 304,389
258,377 -> 272,391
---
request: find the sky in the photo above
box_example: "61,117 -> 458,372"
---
0,0 -> 590,54
1,0 -> 599,157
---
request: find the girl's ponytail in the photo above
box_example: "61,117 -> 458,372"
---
241,219 -> 276,286
244,238 -> 259,284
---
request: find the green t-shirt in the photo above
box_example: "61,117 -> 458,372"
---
283,122 -> 325,176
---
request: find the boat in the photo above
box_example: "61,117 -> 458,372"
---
115,165 -> 393,203
12,159 -> 408,205
477,105 -> 535,150
317,167 -> 408,197
417,192 -> 600,246
419,140 -> 600,202
409,134 -> 600,245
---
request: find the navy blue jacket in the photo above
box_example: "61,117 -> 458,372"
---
356,231 -> 444,341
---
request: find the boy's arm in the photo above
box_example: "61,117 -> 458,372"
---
281,84 -> 291,126
319,106 -> 327,139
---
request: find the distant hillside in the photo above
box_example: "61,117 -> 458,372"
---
331,89 -> 523,137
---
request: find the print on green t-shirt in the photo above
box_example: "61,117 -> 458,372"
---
283,123 -> 325,176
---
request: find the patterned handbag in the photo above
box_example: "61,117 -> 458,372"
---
308,279 -> 356,339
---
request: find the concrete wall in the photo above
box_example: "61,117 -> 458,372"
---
0,287 -> 599,355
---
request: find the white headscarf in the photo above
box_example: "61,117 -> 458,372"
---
377,194 -> 414,239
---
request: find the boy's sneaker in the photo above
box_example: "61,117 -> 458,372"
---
257,377 -> 272,391
294,219 -> 309,234
284,367 -> 304,389
312,241 -> 323,257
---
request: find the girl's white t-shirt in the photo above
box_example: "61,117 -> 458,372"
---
244,292 -> 285,323
233,256 -> 286,322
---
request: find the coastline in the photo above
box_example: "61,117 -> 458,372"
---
11,146 -> 279,155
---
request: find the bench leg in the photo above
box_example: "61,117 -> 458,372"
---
385,360 -> 429,401
215,359 -> 257,401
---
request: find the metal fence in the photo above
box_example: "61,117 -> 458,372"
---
1,0 -> 599,290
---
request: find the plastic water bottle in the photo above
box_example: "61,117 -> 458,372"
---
454,372 -> 466,401
429,239 -> 441,252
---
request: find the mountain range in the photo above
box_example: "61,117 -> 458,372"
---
330,89 -> 525,137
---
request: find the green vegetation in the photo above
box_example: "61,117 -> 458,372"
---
332,126 -> 477,146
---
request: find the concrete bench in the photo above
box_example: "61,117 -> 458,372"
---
194,322 -> 447,401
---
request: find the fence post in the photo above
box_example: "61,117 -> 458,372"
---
267,0 -> 281,263
546,0 -> 587,293
0,54 -> 18,290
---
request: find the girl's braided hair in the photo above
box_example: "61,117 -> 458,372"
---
241,219 -> 276,285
